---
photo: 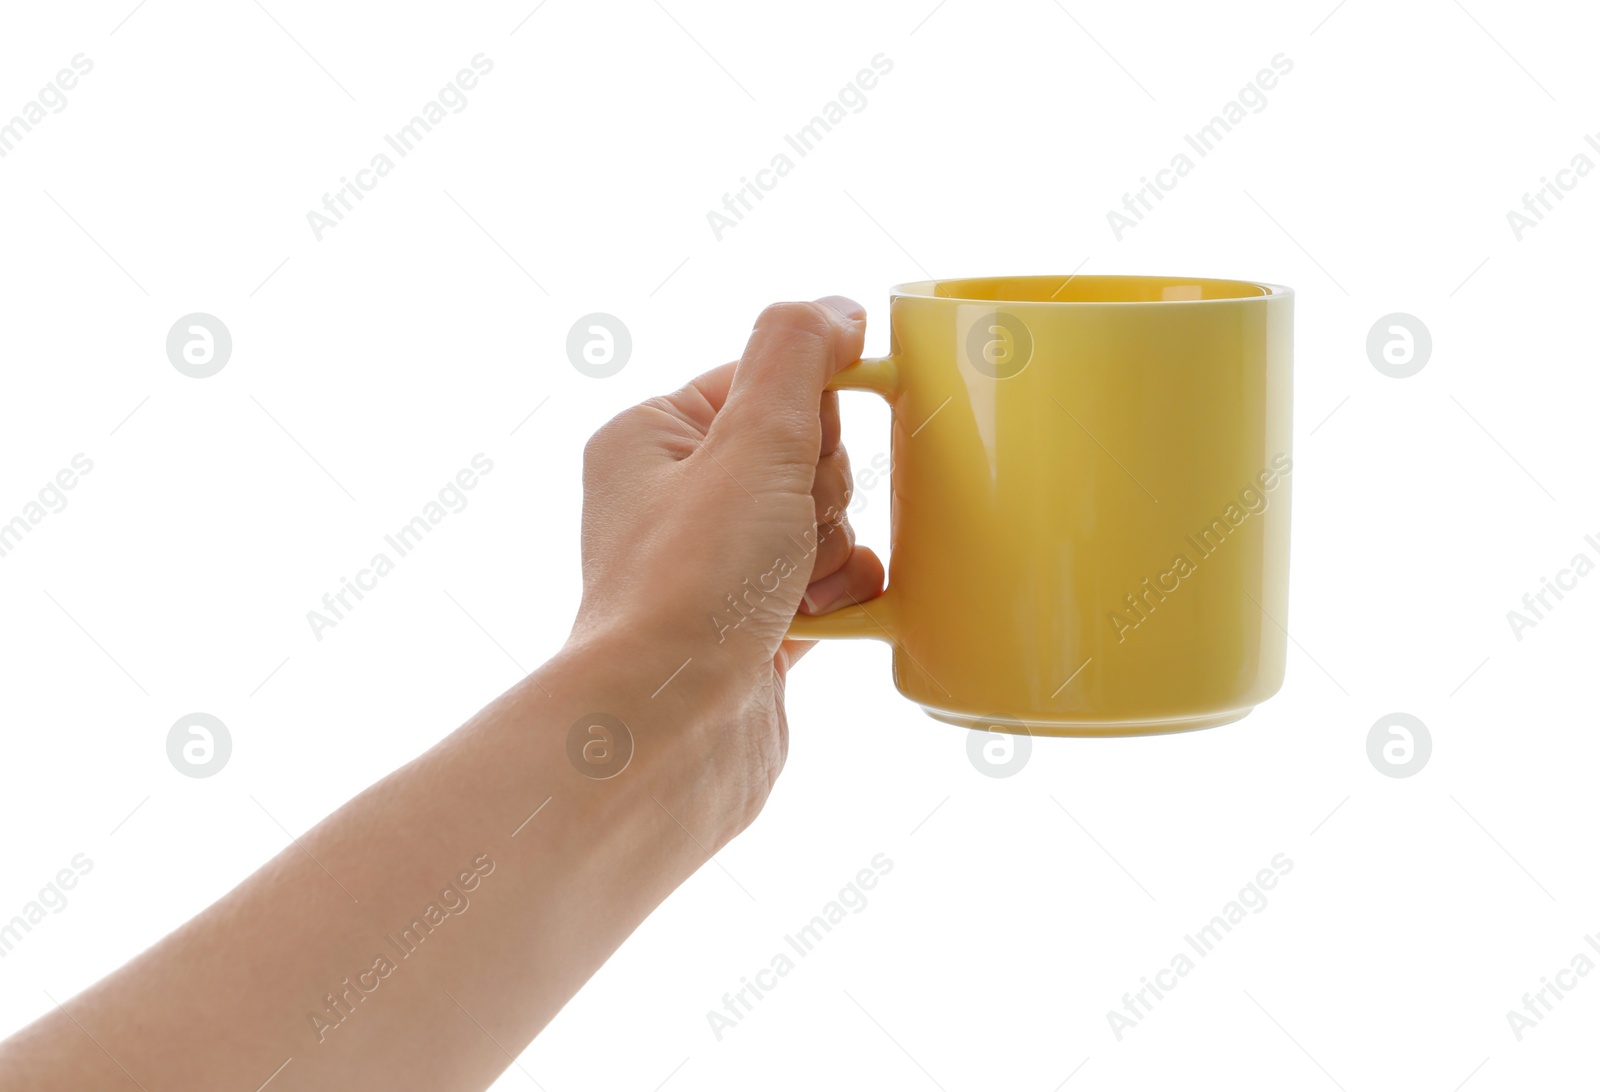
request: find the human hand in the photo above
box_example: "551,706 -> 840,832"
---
571,296 -> 886,838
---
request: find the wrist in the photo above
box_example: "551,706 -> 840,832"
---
542,622 -> 760,851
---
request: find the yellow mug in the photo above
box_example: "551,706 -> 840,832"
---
787,275 -> 1293,737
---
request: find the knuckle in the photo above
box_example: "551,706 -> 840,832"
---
815,521 -> 854,571
754,301 -> 837,341
815,456 -> 852,515
583,406 -> 644,466
828,451 -> 854,503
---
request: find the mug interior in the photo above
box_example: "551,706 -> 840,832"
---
894,274 -> 1285,304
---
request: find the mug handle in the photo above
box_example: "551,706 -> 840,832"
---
785,355 -> 900,643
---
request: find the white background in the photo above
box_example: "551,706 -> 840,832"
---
1,0 -> 1596,1088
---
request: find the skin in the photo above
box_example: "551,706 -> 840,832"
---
0,296 -> 885,1090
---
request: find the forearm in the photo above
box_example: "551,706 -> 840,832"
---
2,295 -> 866,1089
0,631 -> 737,1091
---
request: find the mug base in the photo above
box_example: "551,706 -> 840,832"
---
923,706 -> 1254,738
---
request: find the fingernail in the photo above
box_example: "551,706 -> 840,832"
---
816,295 -> 865,321
801,570 -> 849,614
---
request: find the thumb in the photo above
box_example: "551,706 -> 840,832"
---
707,297 -> 866,481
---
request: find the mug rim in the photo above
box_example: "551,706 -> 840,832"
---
890,274 -> 1293,305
